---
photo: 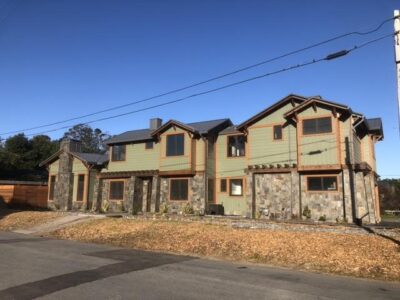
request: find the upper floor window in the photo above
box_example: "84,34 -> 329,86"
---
111,145 -> 126,161
166,133 -> 184,156
145,141 -> 154,149
303,117 -> 332,135
273,125 -> 283,140
307,176 -> 337,191
227,135 -> 245,157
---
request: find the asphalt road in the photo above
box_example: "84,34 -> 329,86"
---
0,232 -> 399,300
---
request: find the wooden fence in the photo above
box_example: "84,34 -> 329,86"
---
0,181 -> 48,208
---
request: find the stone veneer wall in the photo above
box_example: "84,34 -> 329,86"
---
247,171 -> 300,220
99,179 -> 130,213
355,172 -> 377,223
300,172 -> 345,222
54,151 -> 74,210
160,174 -> 206,214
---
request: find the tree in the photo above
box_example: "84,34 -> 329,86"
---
63,124 -> 110,153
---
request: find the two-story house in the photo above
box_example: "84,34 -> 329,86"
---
40,94 -> 383,223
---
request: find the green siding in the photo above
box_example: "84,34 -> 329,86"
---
159,127 -> 191,172
72,158 -> 87,173
248,124 -> 297,166
195,138 -> 205,171
206,136 -> 215,178
49,160 -> 59,174
250,102 -> 299,125
298,106 -> 339,166
105,142 -> 159,172
215,134 -> 247,215
353,133 -> 362,163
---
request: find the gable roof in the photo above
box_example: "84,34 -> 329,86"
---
236,94 -> 307,130
105,128 -> 153,145
283,97 -> 351,118
151,118 -> 231,137
39,150 -> 108,167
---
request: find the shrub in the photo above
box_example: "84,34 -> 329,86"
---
302,205 -> 311,219
318,215 -> 327,222
183,203 -> 194,215
160,203 -> 168,214
100,201 -> 109,213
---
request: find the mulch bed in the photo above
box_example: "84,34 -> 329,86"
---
49,218 -> 400,281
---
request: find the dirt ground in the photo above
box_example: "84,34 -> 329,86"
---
0,209 -> 63,231
49,218 -> 400,281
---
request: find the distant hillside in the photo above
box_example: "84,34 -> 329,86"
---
378,179 -> 400,211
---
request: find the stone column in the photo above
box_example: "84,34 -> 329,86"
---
191,173 -> 206,214
290,171 -> 300,218
127,176 -> 136,214
55,151 -> 74,211
151,175 -> 161,213
91,176 -> 102,212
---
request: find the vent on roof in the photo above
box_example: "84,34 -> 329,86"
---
150,118 -> 162,130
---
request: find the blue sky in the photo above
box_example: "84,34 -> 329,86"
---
0,0 -> 399,178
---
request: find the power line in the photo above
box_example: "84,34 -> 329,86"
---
1,15 -> 396,136
22,32 -> 394,138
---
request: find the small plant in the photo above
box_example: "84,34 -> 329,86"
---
100,201 -> 109,213
302,205 -> 311,219
256,210 -> 262,219
160,202 -> 168,214
318,215 -> 327,222
183,203 -> 194,215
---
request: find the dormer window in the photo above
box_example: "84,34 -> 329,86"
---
111,145 -> 126,161
227,135 -> 245,157
303,117 -> 332,135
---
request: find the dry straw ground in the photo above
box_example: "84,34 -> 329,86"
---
50,218 -> 400,281
0,209 -> 62,231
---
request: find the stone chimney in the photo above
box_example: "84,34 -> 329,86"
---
150,118 -> 162,130
60,138 -> 82,153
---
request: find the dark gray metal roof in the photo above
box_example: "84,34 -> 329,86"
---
220,125 -> 241,135
71,152 -> 109,165
106,118 -> 231,145
186,118 -> 231,134
365,118 -> 383,139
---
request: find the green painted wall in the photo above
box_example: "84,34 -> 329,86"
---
105,142 -> 160,172
248,124 -> 297,166
353,133 -> 362,163
194,138 -> 205,171
49,160 -> 59,174
215,134 -> 247,215
298,106 -> 339,166
159,127 -> 191,172
72,158 -> 87,173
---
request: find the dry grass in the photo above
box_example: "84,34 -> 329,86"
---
50,218 -> 400,281
0,209 -> 62,231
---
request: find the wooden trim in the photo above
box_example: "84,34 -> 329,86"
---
108,179 -> 126,201
298,164 -> 342,171
228,177 -> 245,197
168,177 -> 190,202
305,174 -> 339,193
159,170 -> 194,176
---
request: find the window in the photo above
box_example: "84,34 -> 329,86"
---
49,175 -> 56,200
166,134 -> 184,156
110,181 -> 125,200
220,178 -> 227,192
227,135 -> 245,157
111,145 -> 126,161
303,117 -> 332,135
273,125 -> 283,140
76,174 -> 85,201
307,176 -> 337,191
230,179 -> 243,196
170,179 -> 188,201
145,141 -> 154,149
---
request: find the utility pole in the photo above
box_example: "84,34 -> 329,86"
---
394,10 -> 400,136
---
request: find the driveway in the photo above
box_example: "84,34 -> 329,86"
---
0,231 -> 399,300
